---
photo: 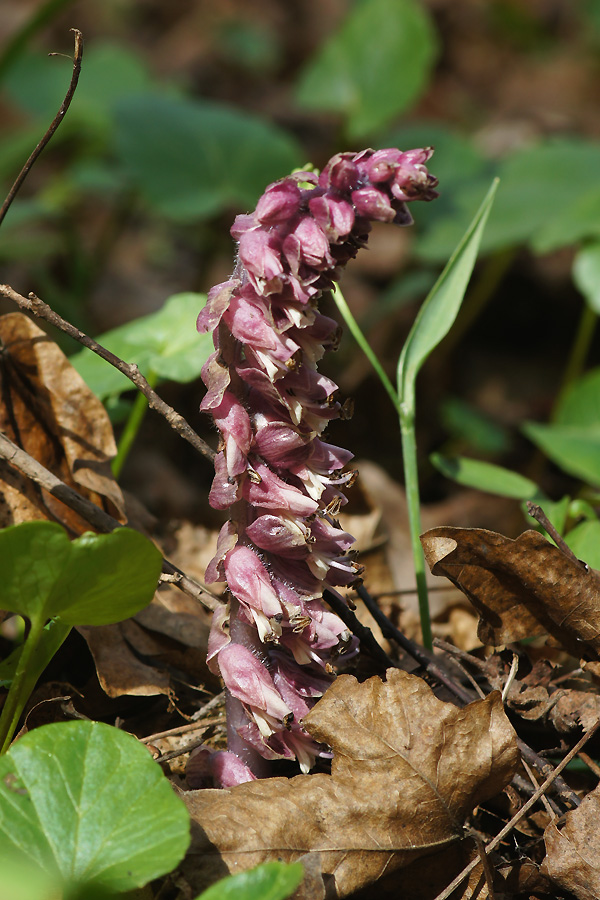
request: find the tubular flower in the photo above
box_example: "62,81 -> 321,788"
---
199,147 -> 437,780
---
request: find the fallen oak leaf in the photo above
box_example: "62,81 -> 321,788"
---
421,526 -> 600,660
180,667 -> 518,898
542,780 -> 600,900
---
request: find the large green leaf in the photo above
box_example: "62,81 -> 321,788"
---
0,521 -> 162,625
0,721 -> 190,897
573,241 -> 600,314
553,367 -> 600,427
397,179 -> 498,405
3,42 -> 152,134
418,139 -> 600,262
196,861 -> 304,900
113,93 -> 302,220
523,422 -> 600,488
295,0 -> 438,139
430,453 -> 540,500
70,292 -> 213,400
565,519 -> 600,570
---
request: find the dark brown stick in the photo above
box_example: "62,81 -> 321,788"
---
0,284 -> 216,463
0,29 -> 84,229
0,431 -> 221,611
323,589 -> 394,669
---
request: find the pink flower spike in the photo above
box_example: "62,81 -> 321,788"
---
199,144 -> 438,777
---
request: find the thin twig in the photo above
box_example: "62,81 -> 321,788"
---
0,29 -> 83,229
0,430 -> 221,611
473,835 -> 496,900
141,715 -> 224,745
521,758 -> 555,819
433,719 -> 599,900
0,284 -> 216,464
526,501 -> 586,568
577,751 -> 600,779
357,584 -> 474,704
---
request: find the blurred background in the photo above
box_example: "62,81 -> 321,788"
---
1,0 -> 599,537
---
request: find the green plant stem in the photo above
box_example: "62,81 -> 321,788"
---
399,400 -> 433,650
112,370 -> 158,478
552,302 -> 597,421
331,284 -> 400,410
0,616 -> 46,753
331,283 -> 432,647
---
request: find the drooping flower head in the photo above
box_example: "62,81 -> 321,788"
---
199,148 -> 437,780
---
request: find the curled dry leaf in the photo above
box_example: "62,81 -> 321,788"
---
542,782 -> 600,900
421,526 -> 600,660
181,668 -> 518,898
0,312 -> 125,531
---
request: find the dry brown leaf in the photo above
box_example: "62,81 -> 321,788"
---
180,668 -> 518,898
0,312 -> 124,531
421,526 -> 600,659
542,782 -> 600,900
79,592 -> 215,697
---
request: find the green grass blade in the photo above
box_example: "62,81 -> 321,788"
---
397,178 -> 499,405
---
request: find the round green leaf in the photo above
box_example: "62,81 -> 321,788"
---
295,0 -> 438,139
48,528 -> 162,625
0,521 -> 162,626
0,721 -> 190,896
113,93 -> 301,221
197,861 -> 304,900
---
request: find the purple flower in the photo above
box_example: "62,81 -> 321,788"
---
199,147 -> 437,782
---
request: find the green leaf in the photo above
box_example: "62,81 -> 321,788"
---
113,93 -> 302,220
522,421 -> 600,488
295,0 -> 438,139
0,521 -> 162,625
197,861 -> 304,900
418,139 -> 600,262
431,453 -> 540,499
397,179 -> 498,405
3,42 -> 152,135
573,241 -> 600,314
554,367 -> 600,426
70,292 -> 213,400
439,396 -> 510,454
565,519 -> 600,569
0,721 -> 190,895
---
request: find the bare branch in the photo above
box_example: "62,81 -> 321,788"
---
0,431 -> 221,611
0,29 -> 84,229
0,284 -> 216,463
